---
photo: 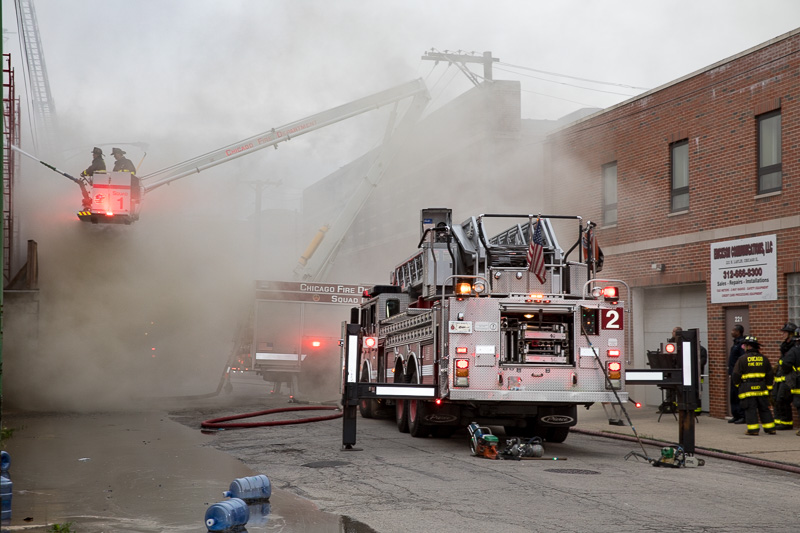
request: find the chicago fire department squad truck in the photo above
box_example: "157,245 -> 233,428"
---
343,208 -> 628,443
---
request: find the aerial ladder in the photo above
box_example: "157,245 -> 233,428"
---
291,86 -> 429,281
12,78 -> 429,225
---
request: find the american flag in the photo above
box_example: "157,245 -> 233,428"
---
527,220 -> 546,284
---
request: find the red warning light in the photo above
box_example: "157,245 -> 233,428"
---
607,349 -> 621,357
608,361 -> 622,372
455,359 -> 470,370
106,211 -> 114,216
311,340 -> 322,348
665,343 -> 676,354
634,401 -> 642,408
455,347 -> 468,354
363,337 -> 377,349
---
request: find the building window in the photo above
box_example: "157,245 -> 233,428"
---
602,162 -> 617,226
758,110 -> 781,194
671,140 -> 689,212
788,274 -> 800,327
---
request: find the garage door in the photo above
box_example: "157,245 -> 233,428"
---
634,284 -> 709,410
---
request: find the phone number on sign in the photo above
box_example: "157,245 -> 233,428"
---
723,267 -> 763,279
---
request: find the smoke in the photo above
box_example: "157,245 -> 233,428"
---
4,155 -> 255,411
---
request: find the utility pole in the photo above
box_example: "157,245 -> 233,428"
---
421,50 -> 499,84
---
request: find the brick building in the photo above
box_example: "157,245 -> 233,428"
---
545,28 -> 800,417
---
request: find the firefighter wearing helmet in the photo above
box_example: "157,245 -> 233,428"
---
111,147 -> 136,173
732,335 -> 776,435
779,329 -> 800,435
80,147 -> 106,179
772,322 -> 797,430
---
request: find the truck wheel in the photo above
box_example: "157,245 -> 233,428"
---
546,427 -> 569,443
396,399 -> 409,433
408,399 -> 430,438
358,367 -> 377,419
395,364 -> 409,433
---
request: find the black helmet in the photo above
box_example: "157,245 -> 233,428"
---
781,322 -> 797,332
111,147 -> 126,156
92,147 -> 103,156
742,335 -> 761,349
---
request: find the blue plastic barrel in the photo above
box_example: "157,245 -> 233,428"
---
223,474 -> 271,501
204,497 -> 249,531
0,451 -> 9,474
1,475 -> 12,521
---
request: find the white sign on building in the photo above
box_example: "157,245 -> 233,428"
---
710,234 -> 777,304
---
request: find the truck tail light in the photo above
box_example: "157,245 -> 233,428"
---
455,347 -> 468,354
454,358 -> 469,387
607,361 -> 621,380
607,349 -> 621,358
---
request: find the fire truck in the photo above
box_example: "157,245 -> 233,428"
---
344,208 -> 628,442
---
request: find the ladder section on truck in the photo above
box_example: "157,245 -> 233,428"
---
393,251 -> 424,293
380,309 -> 435,348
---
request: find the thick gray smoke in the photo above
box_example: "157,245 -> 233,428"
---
4,159 -> 254,411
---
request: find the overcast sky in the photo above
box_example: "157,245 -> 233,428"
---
3,0 -> 800,210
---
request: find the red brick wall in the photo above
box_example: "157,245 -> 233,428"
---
547,31 -> 800,418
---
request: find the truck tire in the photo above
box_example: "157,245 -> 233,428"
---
396,400 -> 409,433
395,367 -> 409,433
408,399 -> 430,438
358,367 -> 377,419
545,427 -> 569,443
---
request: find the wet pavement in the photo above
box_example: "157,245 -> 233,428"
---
0,405 -> 372,532
3,371 -> 800,532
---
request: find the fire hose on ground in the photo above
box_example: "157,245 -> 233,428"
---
201,405 -> 342,431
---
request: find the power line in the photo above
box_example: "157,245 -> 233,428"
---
495,66 -> 640,97
498,61 -> 650,91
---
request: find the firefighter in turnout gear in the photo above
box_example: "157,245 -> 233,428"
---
733,336 -> 776,435
81,147 -> 106,179
779,330 -> 800,435
773,323 -> 797,430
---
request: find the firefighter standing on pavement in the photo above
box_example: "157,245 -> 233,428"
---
773,323 -> 797,430
733,335 -> 776,435
779,330 -> 800,435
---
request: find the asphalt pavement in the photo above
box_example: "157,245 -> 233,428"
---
2,376 -> 799,532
